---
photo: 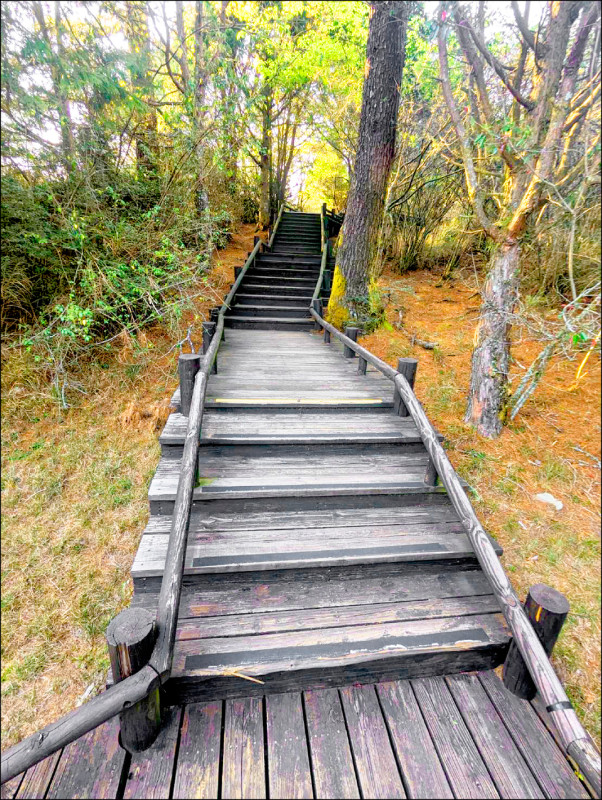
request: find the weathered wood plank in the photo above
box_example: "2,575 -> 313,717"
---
123,706 -> 181,800
411,676 -> 499,798
221,698 -> 265,799
303,689 -> 359,799
143,503 -> 461,535
134,566 -> 494,617
14,752 -> 61,799
0,775 -> 23,800
172,702 -> 222,800
339,685 -> 405,798
174,595 -> 501,640
46,717 -> 125,800
266,694 -> 313,799
131,530 -> 493,577
446,673 -> 544,798
376,680 -> 453,799
478,671 -> 589,799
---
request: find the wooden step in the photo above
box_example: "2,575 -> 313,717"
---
224,316 -> 314,331
131,563 -> 509,702
226,305 -> 310,319
234,294 -> 313,307
238,282 -> 315,296
132,525 -> 500,581
250,267 -> 320,279
160,409 -> 443,451
148,448 -> 453,511
257,254 -> 322,265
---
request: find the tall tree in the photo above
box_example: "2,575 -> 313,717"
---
437,0 -> 600,437
328,0 -> 409,326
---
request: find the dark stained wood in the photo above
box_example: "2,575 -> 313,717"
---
0,775 -> 22,800
394,357 -> 417,417
202,322 -> 218,374
179,353 -> 202,416
106,607 -> 160,752
123,706 -> 181,800
172,701 -> 222,799
446,673 -> 543,798
411,676 -> 499,799
503,584 -> 570,700
339,685 -> 405,799
14,752 -> 61,799
221,697 -> 265,799
266,693 -> 313,799
343,326 -> 359,358
478,671 -> 590,799
376,680 -> 453,799
303,689 -> 359,799
46,716 -> 125,800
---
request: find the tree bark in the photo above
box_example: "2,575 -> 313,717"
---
126,1 -> 157,176
331,1 -> 408,319
258,84 -> 272,230
465,240 -> 521,437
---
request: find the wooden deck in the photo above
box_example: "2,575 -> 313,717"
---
2,672 -> 588,799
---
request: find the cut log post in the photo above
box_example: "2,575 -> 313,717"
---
424,458 -> 438,486
312,299 -> 323,331
503,584 -> 570,700
234,266 -> 242,281
106,608 -> 160,753
178,353 -> 201,416
323,328 -> 330,344
394,357 -> 417,416
202,321 -> 217,374
344,327 -> 359,358
358,356 -> 367,375
210,307 -> 225,341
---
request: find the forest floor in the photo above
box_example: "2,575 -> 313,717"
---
1,225 -> 600,751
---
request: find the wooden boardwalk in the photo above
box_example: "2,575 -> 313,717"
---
1,672 -> 589,799
2,212 -> 595,798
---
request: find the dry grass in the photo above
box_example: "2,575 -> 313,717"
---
361,264 -> 601,744
0,224 -> 258,748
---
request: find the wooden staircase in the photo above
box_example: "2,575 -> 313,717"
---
224,212 -> 321,330
131,241 -> 511,704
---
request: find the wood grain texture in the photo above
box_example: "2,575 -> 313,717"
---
123,705 -> 181,800
14,752 -> 61,799
339,685 -> 406,799
376,680 -> 453,799
303,689 -> 359,799
446,673 -> 543,798
46,716 -> 125,800
479,671 -> 589,799
266,693 -> 313,799
172,702 -> 222,799
411,676 -> 499,799
221,698 -> 265,799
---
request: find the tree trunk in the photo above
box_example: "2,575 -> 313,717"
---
329,1 -> 408,322
126,1 -> 157,176
258,86 -> 272,230
465,240 -> 521,437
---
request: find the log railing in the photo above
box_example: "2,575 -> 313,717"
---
307,309 -> 601,797
0,219 -> 270,786
309,231 -> 601,798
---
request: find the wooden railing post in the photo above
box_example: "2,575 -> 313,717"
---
323,328 -> 330,344
358,356 -> 367,375
394,357 -> 417,416
424,458 -> 438,486
178,353 -> 201,416
503,585 -> 570,700
210,307 -> 225,341
234,266 -> 242,281
106,608 -> 160,753
202,321 -> 217,374
343,326 -> 359,358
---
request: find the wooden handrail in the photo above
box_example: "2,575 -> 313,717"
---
268,203 -> 285,250
0,222 -> 266,786
309,307 -> 601,798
